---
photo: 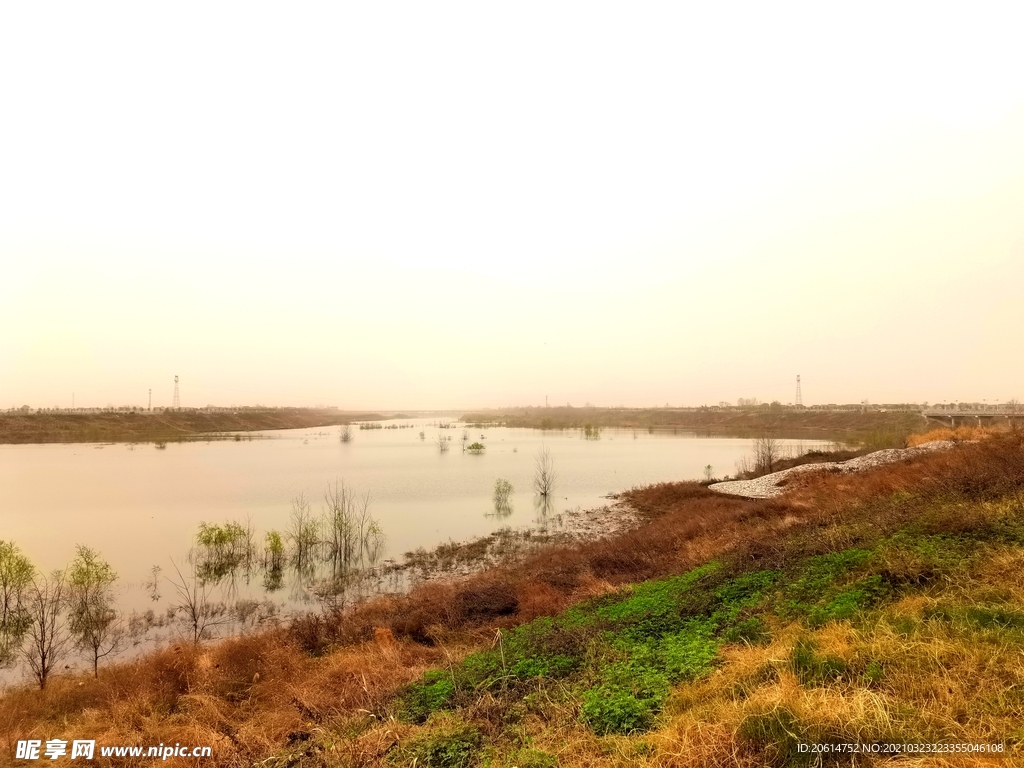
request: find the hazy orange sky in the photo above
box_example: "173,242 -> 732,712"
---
2,3 -> 1022,410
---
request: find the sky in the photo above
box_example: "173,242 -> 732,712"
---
2,2 -> 1022,410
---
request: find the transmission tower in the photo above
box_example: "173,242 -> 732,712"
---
795,375 -> 802,407
172,376 -> 180,410
148,389 -> 152,411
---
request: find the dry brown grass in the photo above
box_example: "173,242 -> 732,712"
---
0,632 -> 445,767
907,425 -> 1005,447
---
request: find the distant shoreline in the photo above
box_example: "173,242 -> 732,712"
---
0,408 -> 389,445
460,405 -> 931,443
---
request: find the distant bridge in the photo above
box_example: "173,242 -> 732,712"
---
922,409 -> 1020,425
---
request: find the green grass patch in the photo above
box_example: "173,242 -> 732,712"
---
399,561 -> 781,732
926,604 -> 1024,632
400,670 -> 456,723
508,748 -> 557,768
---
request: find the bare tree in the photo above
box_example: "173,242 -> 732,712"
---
68,545 -> 123,677
534,447 -> 556,497
436,433 -> 450,453
753,434 -> 781,475
24,570 -> 71,690
168,560 -> 226,645
339,424 -> 353,443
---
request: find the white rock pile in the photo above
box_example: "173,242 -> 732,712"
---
708,441 -> 955,499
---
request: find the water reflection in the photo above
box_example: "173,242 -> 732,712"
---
533,494 -> 557,526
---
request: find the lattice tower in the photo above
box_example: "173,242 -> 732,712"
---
172,376 -> 180,409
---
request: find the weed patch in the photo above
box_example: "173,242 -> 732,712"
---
789,637 -> 847,685
393,722 -> 482,768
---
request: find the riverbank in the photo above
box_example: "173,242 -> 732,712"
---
0,408 -> 386,444
3,432 -> 1022,765
709,440 -> 956,499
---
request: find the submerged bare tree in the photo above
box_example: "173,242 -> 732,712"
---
287,493 -> 320,574
492,479 -> 514,516
534,447 -> 556,497
313,482 -> 387,611
0,541 -> 34,667
340,424 -> 353,443
322,481 -> 385,574
436,433 -> 450,453
68,545 -> 123,677
24,570 -> 71,689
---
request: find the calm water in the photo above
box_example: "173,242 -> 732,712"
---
0,419 -> 825,660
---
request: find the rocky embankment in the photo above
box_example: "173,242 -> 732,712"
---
709,441 -> 954,499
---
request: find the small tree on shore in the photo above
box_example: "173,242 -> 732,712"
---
0,541 -> 34,667
534,447 -> 556,497
24,570 -> 71,689
68,546 -> 123,677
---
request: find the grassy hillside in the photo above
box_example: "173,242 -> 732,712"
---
0,408 -> 384,444
2,433 -> 1022,766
